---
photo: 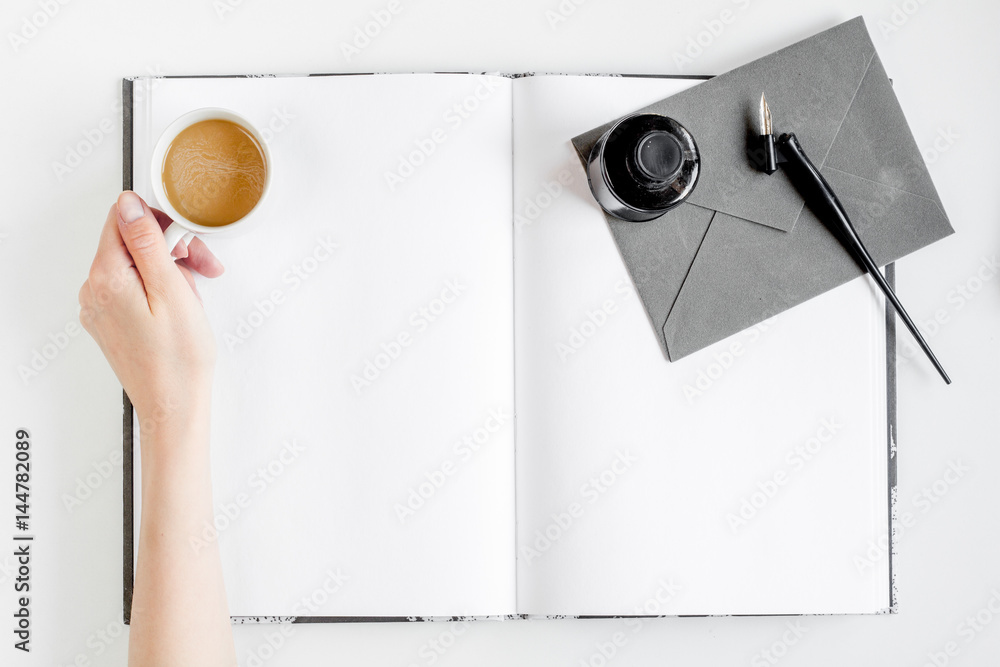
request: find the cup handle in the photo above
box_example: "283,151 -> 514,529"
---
162,222 -> 196,260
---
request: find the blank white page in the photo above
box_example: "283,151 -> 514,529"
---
132,74 -> 516,617
512,75 -> 889,616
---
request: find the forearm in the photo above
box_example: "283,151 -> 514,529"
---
79,193 -> 232,664
129,390 -> 236,666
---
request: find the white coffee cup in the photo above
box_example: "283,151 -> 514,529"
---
150,107 -> 273,256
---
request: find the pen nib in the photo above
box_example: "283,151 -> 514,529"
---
759,93 -> 773,136
758,93 -> 778,175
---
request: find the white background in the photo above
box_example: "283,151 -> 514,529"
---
1,0 -> 997,665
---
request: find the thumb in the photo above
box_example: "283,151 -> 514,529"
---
117,191 -> 180,300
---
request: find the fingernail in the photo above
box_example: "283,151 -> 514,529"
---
171,239 -> 189,259
118,191 -> 145,224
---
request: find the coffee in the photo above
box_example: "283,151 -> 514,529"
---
161,119 -> 266,227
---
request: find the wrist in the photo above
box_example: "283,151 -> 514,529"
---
131,371 -> 213,422
134,383 -> 213,451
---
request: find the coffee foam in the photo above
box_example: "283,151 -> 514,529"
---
162,119 -> 266,227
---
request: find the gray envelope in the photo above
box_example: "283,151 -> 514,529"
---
572,17 -> 953,361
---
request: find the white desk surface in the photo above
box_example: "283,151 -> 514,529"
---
1,0 -> 998,664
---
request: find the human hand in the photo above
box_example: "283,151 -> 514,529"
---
79,191 -> 225,421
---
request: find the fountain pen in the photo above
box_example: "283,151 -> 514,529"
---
758,94 -> 951,384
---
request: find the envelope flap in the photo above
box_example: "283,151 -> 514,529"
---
823,50 -> 947,210
616,17 -> 876,233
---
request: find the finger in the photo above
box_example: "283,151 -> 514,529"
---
78,281 -> 92,317
78,281 -> 91,307
151,207 -> 172,228
175,262 -> 203,304
91,205 -> 144,300
172,239 -> 189,260
150,206 -> 189,259
78,282 -> 99,334
116,191 -> 182,302
150,205 -> 220,274
92,204 -> 134,275
183,236 -> 225,278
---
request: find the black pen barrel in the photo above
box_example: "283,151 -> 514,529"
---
762,134 -> 778,174
776,132 -> 951,384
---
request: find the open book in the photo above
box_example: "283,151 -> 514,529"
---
124,73 -> 894,621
